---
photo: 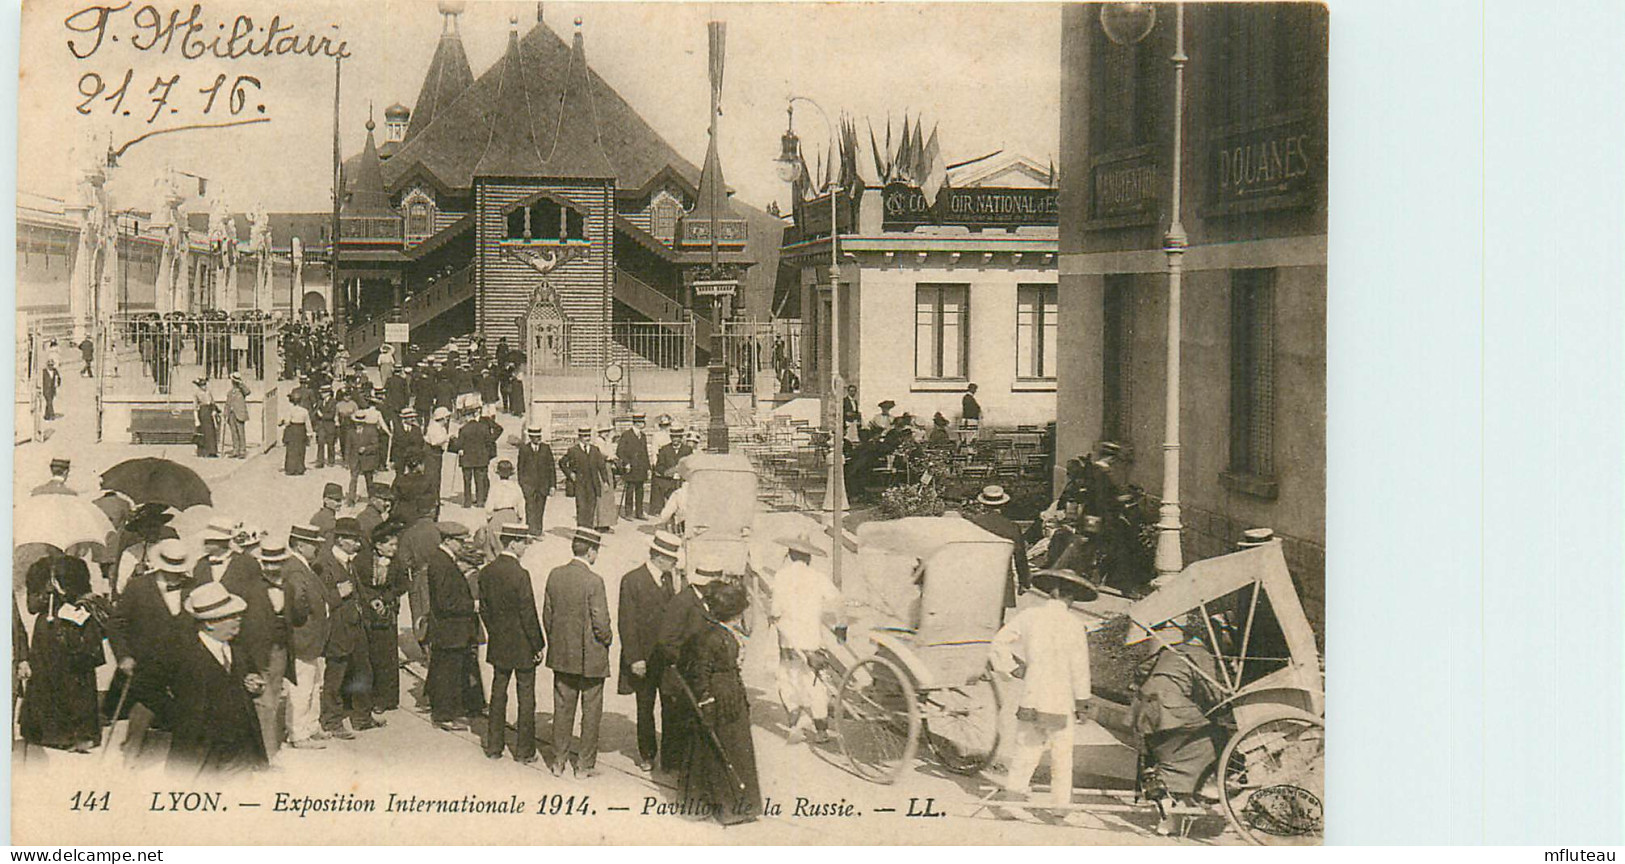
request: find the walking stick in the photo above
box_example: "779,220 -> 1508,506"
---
669,667 -> 749,797
100,669 -> 134,762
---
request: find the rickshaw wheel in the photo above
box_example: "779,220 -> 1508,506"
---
835,656 -> 921,784
1219,715 -> 1325,846
922,674 -> 1002,775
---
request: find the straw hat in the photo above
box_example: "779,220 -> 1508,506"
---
977,485 -> 1011,507
184,582 -> 247,621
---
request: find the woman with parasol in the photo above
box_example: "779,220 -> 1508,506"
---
677,581 -> 762,825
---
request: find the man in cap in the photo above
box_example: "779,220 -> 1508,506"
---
356,484 -> 393,546
310,483 -> 343,550
517,422 -> 556,536
225,536 -> 309,762
967,484 -> 1033,609
617,414 -> 652,520
358,521 -> 409,715
649,423 -> 683,514
618,530 -> 682,770
164,582 -> 269,777
225,372 -> 250,458
426,522 -> 482,730
317,517 -> 378,736
106,538 -> 200,765
452,402 -> 497,508
987,568 -> 1097,808
650,559 -> 719,775
478,523 -> 543,762
393,407 -> 425,473
771,536 -> 843,745
560,427 -> 607,529
284,524 -> 332,749
30,457 -> 75,496
543,527 -> 612,776
194,518 -> 237,585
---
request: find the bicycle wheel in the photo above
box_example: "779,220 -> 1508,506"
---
1219,715 -> 1325,845
922,674 -> 1002,775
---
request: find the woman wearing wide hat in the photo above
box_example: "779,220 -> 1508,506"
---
679,581 -> 762,825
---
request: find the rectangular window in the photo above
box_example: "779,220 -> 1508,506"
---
914,284 -> 969,379
1016,284 -> 1058,379
1229,269 -> 1275,479
1102,274 -> 1134,442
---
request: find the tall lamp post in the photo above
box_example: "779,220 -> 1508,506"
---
775,96 -> 847,588
1102,2 -> 1186,577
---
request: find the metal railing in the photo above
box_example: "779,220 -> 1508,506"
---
104,313 -> 282,395
345,264 -> 475,359
609,321 -> 692,370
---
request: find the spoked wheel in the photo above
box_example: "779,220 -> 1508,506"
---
922,673 -> 1002,775
835,656 -> 921,784
1219,715 -> 1325,845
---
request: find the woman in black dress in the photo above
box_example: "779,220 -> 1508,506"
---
20,555 -> 106,753
679,582 -> 761,826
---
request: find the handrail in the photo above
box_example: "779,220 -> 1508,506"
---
346,264 -> 474,357
613,269 -> 686,322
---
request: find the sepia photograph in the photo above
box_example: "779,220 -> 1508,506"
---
10,0 -> 1326,846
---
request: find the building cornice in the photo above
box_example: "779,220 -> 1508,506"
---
1059,233 -> 1326,275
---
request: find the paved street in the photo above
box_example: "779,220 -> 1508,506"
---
11,374 -> 1235,846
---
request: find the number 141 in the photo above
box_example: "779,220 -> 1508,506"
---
70,791 -> 110,811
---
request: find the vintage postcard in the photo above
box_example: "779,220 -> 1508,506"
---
10,0 -> 1326,845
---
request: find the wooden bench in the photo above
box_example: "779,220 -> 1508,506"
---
129,406 -> 196,445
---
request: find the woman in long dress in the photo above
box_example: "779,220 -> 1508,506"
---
594,429 -> 619,531
281,402 -> 310,475
194,378 -> 219,457
679,582 -> 761,825
20,555 -> 106,753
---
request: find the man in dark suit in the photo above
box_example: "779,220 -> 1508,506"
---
427,522 -> 482,730
106,538 -> 201,766
221,536 -> 309,762
393,408 -> 426,474
194,519 -> 235,585
543,528 -> 612,777
285,525 -> 331,749
356,484 -> 393,545
316,518 -> 376,737
453,407 -> 497,507
966,485 -> 1032,611
618,530 -> 681,770
310,483 -> 343,551
617,414 -> 652,520
517,423 -> 556,536
164,582 -> 269,778
559,427 -> 606,529
650,564 -> 717,775
478,524 -> 543,762
649,424 -> 685,516
358,521 -> 409,714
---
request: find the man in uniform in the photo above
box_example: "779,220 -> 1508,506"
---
617,414 -> 652,520
30,457 -> 75,496
310,483 -> 343,552
478,524 -> 543,763
618,531 -> 681,770
559,427 -> 606,529
543,527 -> 612,777
517,422 -> 556,537
356,484 -> 393,544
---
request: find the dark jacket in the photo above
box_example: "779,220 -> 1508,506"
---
453,419 -> 497,469
478,554 -> 544,670
616,430 -> 652,482
426,546 -> 479,648
393,427 -> 426,472
314,550 -> 364,657
560,442 -> 607,498
356,549 -> 409,631
282,555 -> 330,662
651,583 -> 708,677
542,558 -> 612,678
107,574 -> 200,666
967,509 -> 1033,595
163,631 -> 268,776
617,562 -> 673,693
220,557 -> 308,681
961,392 -> 982,421
517,440 -> 556,494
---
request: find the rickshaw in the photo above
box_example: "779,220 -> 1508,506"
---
813,516 -> 1012,784
677,452 -> 758,577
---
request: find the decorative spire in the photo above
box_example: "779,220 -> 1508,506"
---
473,17 -> 549,178
405,1 -> 475,142
438,0 -> 464,34
344,118 -> 394,216
544,20 -> 615,179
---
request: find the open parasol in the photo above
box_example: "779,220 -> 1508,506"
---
14,494 -> 116,553
100,457 -> 213,510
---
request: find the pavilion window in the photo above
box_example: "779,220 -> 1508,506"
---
1228,268 -> 1276,481
1016,283 -> 1059,380
915,283 -> 969,380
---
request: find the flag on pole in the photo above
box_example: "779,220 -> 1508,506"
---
896,114 -> 913,184
867,118 -> 888,185
910,119 -> 926,184
707,21 -> 726,115
921,125 -> 947,207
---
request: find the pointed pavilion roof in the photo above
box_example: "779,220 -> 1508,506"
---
343,121 -> 396,216
471,25 -> 550,178
404,17 -> 475,143
685,131 -> 739,223
382,20 -> 700,195
542,27 -> 615,180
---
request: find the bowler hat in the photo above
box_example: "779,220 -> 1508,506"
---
185,582 -> 247,621
334,517 -> 362,540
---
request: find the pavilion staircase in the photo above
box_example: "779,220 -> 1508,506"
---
343,264 -> 475,360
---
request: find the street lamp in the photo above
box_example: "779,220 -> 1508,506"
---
1103,2 -> 1187,578
775,97 -> 848,588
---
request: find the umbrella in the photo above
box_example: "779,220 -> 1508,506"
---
14,495 -> 115,553
100,457 -> 212,510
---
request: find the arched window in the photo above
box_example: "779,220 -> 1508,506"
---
652,194 -> 681,243
407,203 -> 432,238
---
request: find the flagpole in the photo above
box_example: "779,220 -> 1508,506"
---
330,56 -> 345,339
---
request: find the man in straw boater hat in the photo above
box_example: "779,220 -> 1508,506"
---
283,524 -> 331,749
478,523 -> 543,764
967,484 -> 1033,612
649,420 -> 684,515
770,535 -> 843,745
617,530 -> 683,770
543,527 -> 613,777
560,426 -> 608,530
107,538 -> 201,764
649,556 -> 723,777
225,535 -> 307,763
165,581 -> 269,778
616,413 -> 652,520
392,406 -> 425,473
426,522 -> 483,731
517,420 -> 556,537
987,567 -> 1098,809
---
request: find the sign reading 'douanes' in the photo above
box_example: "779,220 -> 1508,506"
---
881,183 -> 1059,231
1205,114 -> 1319,215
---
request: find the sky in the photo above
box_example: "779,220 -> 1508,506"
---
18,0 -> 1061,216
